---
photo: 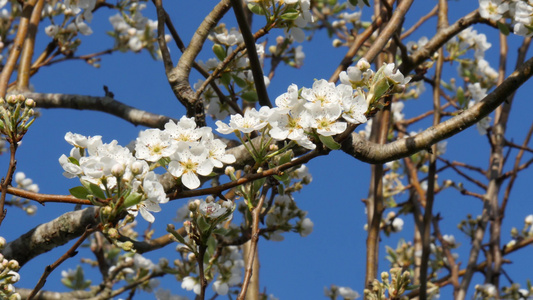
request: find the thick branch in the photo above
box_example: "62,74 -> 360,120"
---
2,207 -> 99,267
341,55 -> 533,164
20,92 -> 175,129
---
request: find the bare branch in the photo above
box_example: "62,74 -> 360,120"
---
21,92 -> 175,129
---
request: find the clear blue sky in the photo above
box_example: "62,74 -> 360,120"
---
1,1 -> 532,299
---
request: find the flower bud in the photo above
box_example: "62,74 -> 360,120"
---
206,195 -> 214,203
0,236 -> 6,249
224,166 -> 235,175
131,161 -> 145,175
188,201 -> 198,212
111,163 -> 125,177
121,241 -> 134,251
24,99 -> 35,108
101,205 -> 113,217
7,259 -> 19,271
107,228 -> 120,239
9,293 -> 21,300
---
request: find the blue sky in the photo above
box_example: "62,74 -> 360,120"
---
1,1 -> 533,299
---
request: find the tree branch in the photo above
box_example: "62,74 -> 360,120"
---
20,92 -> 175,129
341,55 -> 533,164
2,207 -> 99,267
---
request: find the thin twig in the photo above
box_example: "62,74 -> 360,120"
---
28,226 -> 97,300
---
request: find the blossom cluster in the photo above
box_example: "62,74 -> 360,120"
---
0,237 -> 21,300
108,2 -> 171,54
181,246 -> 244,296
215,59 -> 410,151
479,0 -> 533,37
59,117 -> 235,223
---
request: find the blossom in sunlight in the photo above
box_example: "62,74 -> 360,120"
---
339,58 -> 373,89
215,107 -> 269,134
181,276 -> 201,295
135,129 -> 177,162
513,2 -> 533,37
14,172 -> 39,193
64,132 -> 102,150
341,92 -> 368,124
338,287 -> 360,300
200,130 -> 236,168
298,217 -> 314,237
164,116 -> 205,144
392,218 -> 404,232
168,144 -> 214,189
199,200 -> 233,219
306,102 -> 346,136
479,0 -> 508,21
467,83 -> 491,135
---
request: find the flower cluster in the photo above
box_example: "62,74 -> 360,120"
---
467,83 -> 492,135
60,117 -> 235,223
478,0 -> 533,37
108,2 -> 170,54
0,237 -> 21,300
263,194 -> 313,241
11,172 -> 39,215
215,59 -> 409,151
0,95 -> 36,142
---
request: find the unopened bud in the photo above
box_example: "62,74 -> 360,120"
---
0,237 -> 5,249
121,241 -> 134,251
188,201 -> 198,212
25,99 -> 35,107
225,166 -> 235,175
206,195 -> 214,203
7,260 -> 19,271
107,228 -> 120,239
111,163 -> 125,177
131,161 -> 144,175
332,39 -> 343,47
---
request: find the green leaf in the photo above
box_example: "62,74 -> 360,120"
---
88,183 -> 106,199
278,150 -> 293,166
68,156 -> 80,166
69,186 -> 89,200
122,192 -> 142,208
457,86 -> 465,107
206,235 -> 217,257
232,74 -> 248,88
197,215 -> 211,234
497,21 -> 510,36
247,3 -> 265,15
213,227 -> 230,236
319,135 -> 341,150
348,0 -> 358,6
241,91 -> 258,103
280,9 -> 300,20
273,173 -> 289,182
212,44 -> 227,61
167,224 -> 188,245
372,77 -> 392,102
220,73 -> 232,86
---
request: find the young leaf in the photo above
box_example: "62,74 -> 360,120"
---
88,182 -> 106,199
212,44 -> 227,61
497,21 -> 510,36
319,135 -> 341,150
69,186 -> 89,199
